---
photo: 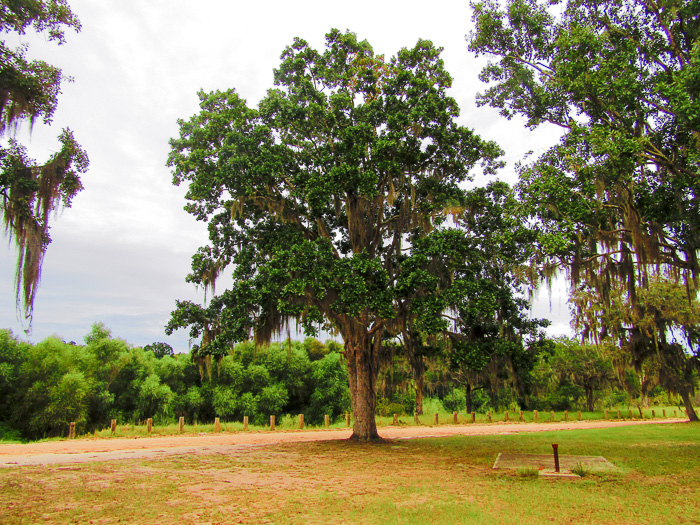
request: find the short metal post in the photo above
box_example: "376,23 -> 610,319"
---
552,443 -> 560,473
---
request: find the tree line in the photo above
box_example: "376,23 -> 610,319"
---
1,322 -> 691,442
0,324 -> 350,441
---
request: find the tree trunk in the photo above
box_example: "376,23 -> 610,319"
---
411,353 -> 425,415
585,386 -> 594,412
465,384 -> 472,415
345,333 -> 381,441
679,387 -> 699,422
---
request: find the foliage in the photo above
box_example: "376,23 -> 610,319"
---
0,0 -> 88,324
549,337 -> 614,411
306,351 -> 351,423
573,273 -> 700,417
83,321 -> 111,344
143,342 -> 174,359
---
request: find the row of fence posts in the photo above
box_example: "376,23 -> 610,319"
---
404,408 -> 687,426
67,407 -> 689,438
89,412 -> 353,438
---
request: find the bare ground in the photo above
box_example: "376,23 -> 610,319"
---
0,418 -> 686,468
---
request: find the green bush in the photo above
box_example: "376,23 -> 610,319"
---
376,399 -> 406,417
442,388 -> 466,412
212,386 -> 237,421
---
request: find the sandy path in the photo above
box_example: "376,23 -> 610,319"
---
0,418 -> 687,468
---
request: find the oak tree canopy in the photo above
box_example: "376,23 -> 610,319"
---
167,29 -> 503,440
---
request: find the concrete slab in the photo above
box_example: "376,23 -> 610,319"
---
492,452 -> 618,475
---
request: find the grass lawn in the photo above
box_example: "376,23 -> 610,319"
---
0,422 -> 697,524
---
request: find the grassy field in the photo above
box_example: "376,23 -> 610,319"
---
0,422 -> 697,524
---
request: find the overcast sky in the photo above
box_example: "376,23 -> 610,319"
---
0,0 -> 572,349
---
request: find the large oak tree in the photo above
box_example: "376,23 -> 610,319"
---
167,30 -> 502,440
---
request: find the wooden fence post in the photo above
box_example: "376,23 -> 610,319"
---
179,417 -> 184,434
519,410 -> 524,422
453,412 -> 458,424
147,418 -> 153,434
663,409 -> 667,418
414,411 -> 419,424
345,413 -> 351,427
110,419 -> 116,435
324,415 -> 330,428
471,412 -> 476,423
487,411 -> 492,423
243,416 -> 249,431
564,410 -> 568,421
628,409 -> 633,419
673,410 -> 677,417
434,413 -> 439,425
534,410 -> 538,422
299,414 -> 304,429
604,410 -> 609,420
505,411 -> 509,422
393,414 -> 398,425
617,410 -> 622,419
578,411 -> 582,421
651,410 -> 655,418
69,422 -> 75,439
270,415 -> 276,430
214,417 -> 220,432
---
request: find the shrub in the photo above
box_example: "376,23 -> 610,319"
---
375,400 -> 406,417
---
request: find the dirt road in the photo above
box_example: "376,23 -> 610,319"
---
0,418 -> 687,468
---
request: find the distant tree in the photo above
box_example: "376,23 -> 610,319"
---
549,338 -> 614,412
0,0 -> 89,324
573,275 -> 700,420
0,329 -> 26,423
303,337 -> 329,362
84,322 -> 111,344
166,29 -> 502,440
144,342 -> 174,359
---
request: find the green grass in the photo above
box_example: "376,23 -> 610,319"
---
0,422 -> 697,524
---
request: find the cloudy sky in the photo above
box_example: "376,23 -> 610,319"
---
0,0 -> 572,349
